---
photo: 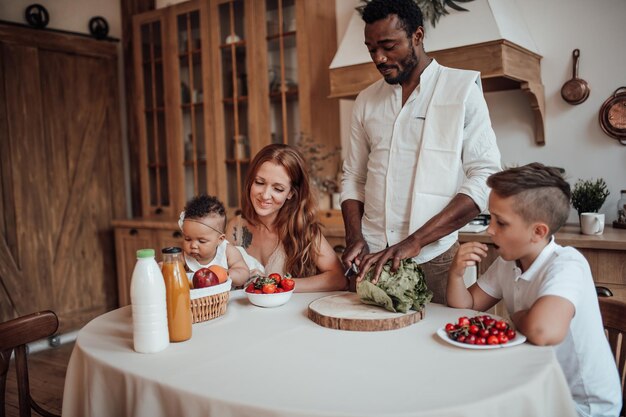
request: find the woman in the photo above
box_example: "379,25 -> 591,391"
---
226,144 -> 346,292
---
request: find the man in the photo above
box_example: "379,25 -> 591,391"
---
341,0 -> 501,303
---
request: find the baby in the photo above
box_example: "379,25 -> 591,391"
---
179,194 -> 249,288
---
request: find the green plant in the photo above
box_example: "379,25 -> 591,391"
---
571,178 -> 610,216
295,134 -> 341,195
357,0 -> 475,28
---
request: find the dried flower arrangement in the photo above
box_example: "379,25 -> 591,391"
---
295,134 -> 341,195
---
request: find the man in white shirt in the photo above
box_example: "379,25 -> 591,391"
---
341,0 -> 501,303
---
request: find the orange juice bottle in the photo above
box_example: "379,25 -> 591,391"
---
161,247 -> 192,342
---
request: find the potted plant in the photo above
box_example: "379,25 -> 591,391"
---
571,178 -> 610,219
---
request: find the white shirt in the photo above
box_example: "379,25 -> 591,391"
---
341,60 -> 500,263
478,239 -> 622,417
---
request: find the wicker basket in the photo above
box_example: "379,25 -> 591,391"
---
189,278 -> 231,324
190,291 -> 229,323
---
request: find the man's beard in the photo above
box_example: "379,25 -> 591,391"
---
378,45 -> 418,85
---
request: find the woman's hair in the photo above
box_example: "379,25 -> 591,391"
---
487,163 -> 571,236
241,144 -> 322,277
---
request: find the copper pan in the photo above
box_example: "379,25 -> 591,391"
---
561,49 -> 590,105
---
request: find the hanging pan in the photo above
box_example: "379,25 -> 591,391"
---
561,49 -> 590,105
599,87 -> 626,145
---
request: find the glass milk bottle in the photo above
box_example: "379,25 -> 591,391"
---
161,247 -> 192,342
130,249 -> 169,353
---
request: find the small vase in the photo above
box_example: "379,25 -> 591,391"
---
318,193 -> 331,211
331,193 -> 342,210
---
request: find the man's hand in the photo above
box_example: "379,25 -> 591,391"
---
356,236 -> 421,284
342,237 -> 370,271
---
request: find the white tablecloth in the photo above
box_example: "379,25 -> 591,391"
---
62,291 -> 577,417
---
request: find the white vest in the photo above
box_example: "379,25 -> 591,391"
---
410,66 -> 481,259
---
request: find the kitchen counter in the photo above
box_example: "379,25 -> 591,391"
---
459,224 -> 626,251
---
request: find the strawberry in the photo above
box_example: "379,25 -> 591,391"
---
280,278 -> 295,292
262,283 -> 277,294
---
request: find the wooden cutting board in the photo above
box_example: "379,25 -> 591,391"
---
308,293 -> 424,331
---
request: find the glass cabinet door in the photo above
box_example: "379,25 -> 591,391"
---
218,0 -> 249,209
265,0 -> 299,146
137,16 -> 170,215
175,8 -> 209,203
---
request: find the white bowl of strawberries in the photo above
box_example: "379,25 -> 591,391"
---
244,273 -> 295,308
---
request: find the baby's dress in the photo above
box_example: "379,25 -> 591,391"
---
184,239 -> 229,272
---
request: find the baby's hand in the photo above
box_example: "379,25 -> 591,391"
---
450,242 -> 489,279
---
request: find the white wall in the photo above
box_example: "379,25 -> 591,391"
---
0,0 -> 122,38
335,0 -> 626,223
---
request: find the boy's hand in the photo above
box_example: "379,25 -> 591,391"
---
449,242 -> 489,279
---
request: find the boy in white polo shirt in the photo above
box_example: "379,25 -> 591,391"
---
446,163 -> 621,417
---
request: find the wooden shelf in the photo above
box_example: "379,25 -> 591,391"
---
219,40 -> 246,49
329,39 -> 546,145
222,96 -> 249,104
266,30 -> 296,41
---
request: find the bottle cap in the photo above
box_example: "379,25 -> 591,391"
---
136,248 -> 155,258
161,247 -> 182,254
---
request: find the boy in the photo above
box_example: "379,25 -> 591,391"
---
447,163 -> 621,417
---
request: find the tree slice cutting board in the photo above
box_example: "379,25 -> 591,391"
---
308,293 -> 424,331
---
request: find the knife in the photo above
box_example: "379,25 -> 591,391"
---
344,263 -> 359,278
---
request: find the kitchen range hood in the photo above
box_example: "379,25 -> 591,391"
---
330,0 -> 545,145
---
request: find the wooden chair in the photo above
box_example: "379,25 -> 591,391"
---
0,311 -> 60,417
599,297 -> 626,417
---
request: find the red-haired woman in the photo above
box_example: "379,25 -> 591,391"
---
226,144 -> 346,292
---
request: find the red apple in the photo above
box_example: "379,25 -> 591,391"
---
193,268 -> 220,288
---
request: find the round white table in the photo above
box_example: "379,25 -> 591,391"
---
62,291 -> 577,417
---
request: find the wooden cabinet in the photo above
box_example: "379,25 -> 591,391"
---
133,0 -> 217,218
0,24 -> 125,331
209,0 -> 339,212
117,0 -> 339,303
113,221 -> 181,306
131,0 -> 339,215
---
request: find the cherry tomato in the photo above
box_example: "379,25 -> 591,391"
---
268,273 -> 282,285
495,320 -> 508,331
262,283 -> 277,294
445,323 -> 456,332
458,316 -> 470,327
276,287 -> 284,293
468,324 -> 479,335
245,284 -> 255,293
254,289 -> 262,294
487,335 -> 499,345
506,329 -> 516,340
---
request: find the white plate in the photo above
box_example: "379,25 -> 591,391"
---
436,327 -> 527,350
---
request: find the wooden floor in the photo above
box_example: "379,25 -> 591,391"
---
4,342 -> 74,417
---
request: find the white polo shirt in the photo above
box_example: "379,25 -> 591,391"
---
477,238 -> 622,417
